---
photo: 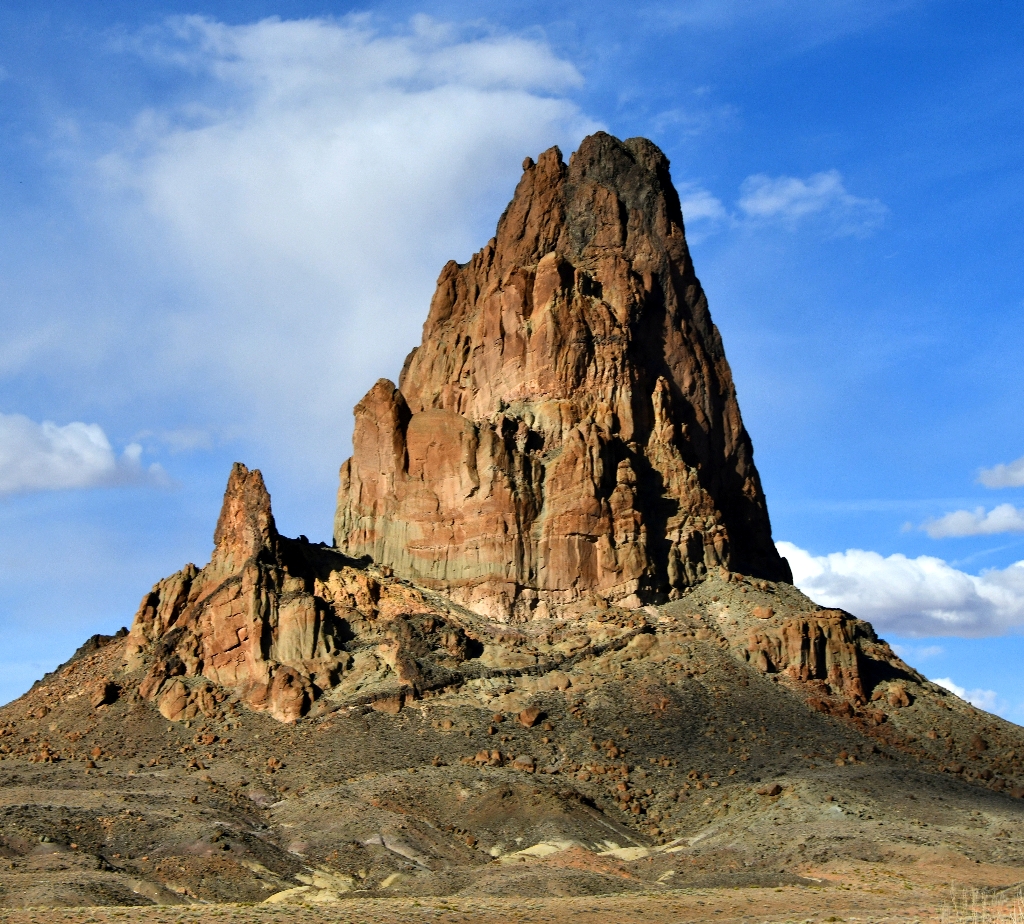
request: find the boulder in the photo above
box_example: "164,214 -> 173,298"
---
90,679 -> 119,708
158,679 -> 190,722
518,706 -> 543,728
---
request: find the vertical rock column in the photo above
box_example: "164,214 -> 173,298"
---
336,132 -> 791,619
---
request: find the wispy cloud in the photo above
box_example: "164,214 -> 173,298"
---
737,169 -> 887,236
677,169 -> 886,239
979,454 -> 1024,489
0,412 -> 165,495
651,101 -> 741,138
0,327 -> 64,377
133,428 -> 216,454
922,504 -> 1024,538
778,540 -> 1024,637
933,677 -> 1002,714
892,642 -> 943,661
678,183 -> 728,241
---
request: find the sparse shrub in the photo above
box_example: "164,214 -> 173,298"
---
941,884 -> 1024,923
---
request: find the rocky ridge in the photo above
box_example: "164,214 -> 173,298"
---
2,483 -> 1023,907
2,463 -> 1023,912
126,461 -> 924,732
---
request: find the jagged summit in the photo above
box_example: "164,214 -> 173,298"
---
126,462 -> 356,723
211,462 -> 277,570
334,132 -> 790,621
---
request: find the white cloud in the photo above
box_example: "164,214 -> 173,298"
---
679,184 -> 728,223
737,169 -> 886,235
778,540 -> 1024,637
979,455 -> 1024,489
147,14 -> 584,97
677,183 -> 728,242
678,170 -> 885,241
74,15 -> 599,480
932,677 -> 1001,714
921,504 -> 1024,538
0,412 -> 164,495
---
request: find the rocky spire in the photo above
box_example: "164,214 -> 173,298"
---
210,462 -> 278,572
335,132 -> 791,620
127,463 -> 347,723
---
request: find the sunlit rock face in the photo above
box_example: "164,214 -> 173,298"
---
335,132 -> 791,621
129,464 -> 350,723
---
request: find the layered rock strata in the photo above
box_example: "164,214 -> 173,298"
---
335,132 -> 791,620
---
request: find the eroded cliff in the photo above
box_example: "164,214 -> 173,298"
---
335,132 -> 791,620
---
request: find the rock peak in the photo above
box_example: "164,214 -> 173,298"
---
489,132 -> 683,280
336,132 -> 791,620
212,462 -> 277,569
128,462 -> 348,724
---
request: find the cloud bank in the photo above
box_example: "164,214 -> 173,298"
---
778,540 -> 1024,637
922,504 -> 1024,538
978,455 -> 1024,489
0,412 -> 163,495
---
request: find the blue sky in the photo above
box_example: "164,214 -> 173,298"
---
1,1 -> 1023,717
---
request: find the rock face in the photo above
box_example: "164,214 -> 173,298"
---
335,132 -> 791,620
127,464 -> 350,722
127,463 -> 517,723
744,612 -> 868,701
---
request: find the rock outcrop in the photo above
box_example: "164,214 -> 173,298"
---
744,612 -> 868,701
122,464 -> 920,728
126,464 -> 540,723
126,464 -> 350,722
121,136 -> 917,727
335,132 -> 791,620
